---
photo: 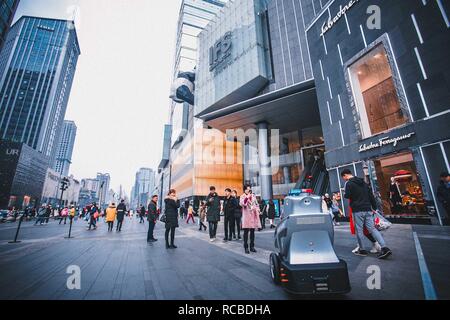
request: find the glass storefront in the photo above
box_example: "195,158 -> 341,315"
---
349,44 -> 408,138
368,151 -> 427,217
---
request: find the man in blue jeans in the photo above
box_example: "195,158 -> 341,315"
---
341,169 -> 392,259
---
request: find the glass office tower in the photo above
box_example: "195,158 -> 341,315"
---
0,16 -> 80,165
0,0 -> 20,52
54,120 -> 77,176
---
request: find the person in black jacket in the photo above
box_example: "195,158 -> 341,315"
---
139,205 -> 146,224
164,189 -> 179,249
267,199 -> 276,229
437,171 -> 450,226
147,195 -> 159,242
116,200 -> 127,232
232,190 -> 242,239
223,188 -> 237,241
342,169 -> 392,259
206,186 -> 221,241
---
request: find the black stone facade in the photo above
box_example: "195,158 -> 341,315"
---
0,140 -> 48,209
306,0 -> 450,224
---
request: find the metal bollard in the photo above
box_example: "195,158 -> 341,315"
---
9,214 -> 24,244
64,216 -> 75,239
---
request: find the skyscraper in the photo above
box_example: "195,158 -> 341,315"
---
54,120 -> 76,176
131,168 -> 155,208
0,0 -> 20,52
96,173 -> 110,208
0,16 -> 80,163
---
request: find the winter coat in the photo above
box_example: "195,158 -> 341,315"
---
199,206 -> 207,221
105,205 -> 117,222
147,201 -> 158,222
240,194 -> 261,229
267,203 -> 276,219
117,203 -> 127,221
344,177 -> 377,213
61,208 -> 69,217
164,197 -> 179,229
223,196 -> 237,219
206,192 -> 221,222
234,199 -> 242,218
140,206 -> 146,217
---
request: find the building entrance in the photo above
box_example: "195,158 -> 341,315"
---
369,151 -> 427,217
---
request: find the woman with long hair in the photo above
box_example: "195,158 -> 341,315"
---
164,189 -> 180,249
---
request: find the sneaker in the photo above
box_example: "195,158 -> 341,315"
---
352,246 -> 360,254
210,239 -> 214,242
245,249 -> 250,254
377,247 -> 392,259
353,249 -> 369,257
250,248 -> 257,253
370,242 -> 382,254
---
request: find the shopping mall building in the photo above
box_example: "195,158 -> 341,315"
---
160,0 -> 449,224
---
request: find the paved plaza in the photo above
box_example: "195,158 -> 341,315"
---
0,217 -> 449,300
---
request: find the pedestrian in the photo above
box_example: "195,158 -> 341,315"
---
87,203 -> 99,230
341,169 -> 392,259
179,205 -> 187,219
258,199 -> 267,231
222,188 -> 237,241
139,205 -> 146,224
206,186 -> 220,242
331,193 -> 342,226
116,200 -> 127,232
164,189 -> 179,249
198,201 -> 207,231
186,205 -> 196,224
106,203 -> 117,232
34,204 -> 47,225
266,199 -> 276,229
70,205 -> 76,221
147,195 -> 159,242
232,190 -> 242,239
437,171 -> 450,226
59,206 -> 69,225
240,185 -> 261,254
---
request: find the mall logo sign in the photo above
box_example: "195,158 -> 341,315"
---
209,31 -> 232,72
6,149 -> 20,156
359,132 -> 415,153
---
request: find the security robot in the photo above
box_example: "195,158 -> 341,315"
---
270,190 -> 351,295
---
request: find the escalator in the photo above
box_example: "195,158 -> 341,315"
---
294,157 -> 330,196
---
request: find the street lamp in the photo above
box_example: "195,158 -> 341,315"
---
59,177 -> 70,212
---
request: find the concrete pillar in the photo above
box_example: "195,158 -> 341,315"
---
257,122 -> 273,200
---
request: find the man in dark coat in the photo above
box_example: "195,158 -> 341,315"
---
223,188 -> 237,241
342,169 -> 392,259
147,195 -> 159,242
116,200 -> 127,232
437,172 -> 450,226
232,190 -> 242,239
164,190 -> 179,249
139,205 -> 146,224
206,186 -> 221,241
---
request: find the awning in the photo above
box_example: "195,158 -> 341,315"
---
196,79 -> 321,133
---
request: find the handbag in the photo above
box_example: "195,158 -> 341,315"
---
374,211 -> 392,231
93,212 -> 99,219
159,213 -> 167,223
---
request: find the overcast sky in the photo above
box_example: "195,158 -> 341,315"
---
14,0 -> 181,194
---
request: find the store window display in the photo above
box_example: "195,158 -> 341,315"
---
370,152 -> 427,217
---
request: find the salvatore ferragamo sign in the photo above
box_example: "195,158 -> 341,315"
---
359,132 -> 415,153
320,0 -> 360,37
